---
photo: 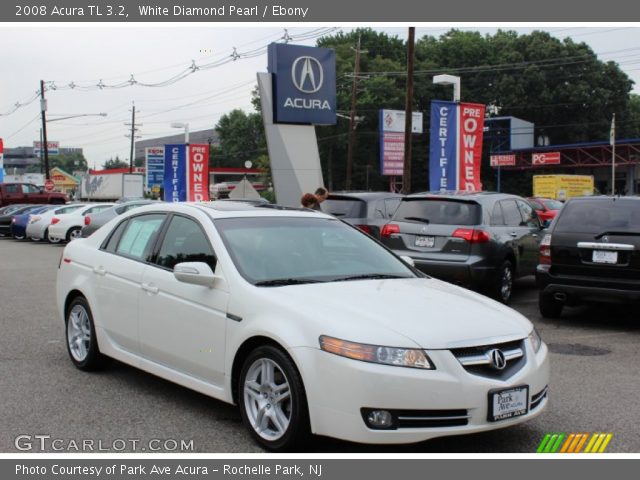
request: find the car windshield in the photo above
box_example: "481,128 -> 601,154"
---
214,216 -> 415,285
555,199 -> 640,234
542,199 -> 563,210
394,199 -> 481,225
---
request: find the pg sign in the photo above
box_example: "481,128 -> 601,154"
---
268,43 -> 336,125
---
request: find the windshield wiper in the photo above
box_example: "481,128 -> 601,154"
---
254,278 -> 324,287
402,216 -> 430,224
594,231 -> 640,239
332,273 -> 410,282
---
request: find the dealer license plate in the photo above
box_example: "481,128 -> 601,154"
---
415,236 -> 435,248
488,386 -> 529,422
592,250 -> 618,264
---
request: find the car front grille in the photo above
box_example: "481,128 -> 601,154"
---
450,339 -> 526,380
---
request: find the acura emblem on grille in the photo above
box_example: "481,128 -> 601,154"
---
488,349 -> 507,370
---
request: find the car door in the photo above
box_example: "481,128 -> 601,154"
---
91,213 -> 167,355
2,184 -> 23,205
22,184 -> 47,204
497,199 -> 531,273
138,214 -> 229,386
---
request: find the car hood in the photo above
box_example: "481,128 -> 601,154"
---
262,278 -> 532,349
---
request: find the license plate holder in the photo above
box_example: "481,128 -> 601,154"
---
488,385 -> 529,422
415,236 -> 435,248
592,250 -> 618,264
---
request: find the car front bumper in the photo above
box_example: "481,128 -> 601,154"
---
26,221 -> 48,239
292,341 -> 549,444
48,223 -> 70,241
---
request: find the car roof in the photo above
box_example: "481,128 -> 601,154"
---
327,191 -> 404,200
404,191 -> 520,202
566,195 -> 640,202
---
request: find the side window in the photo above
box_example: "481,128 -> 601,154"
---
384,198 -> 401,218
87,205 -> 111,214
490,202 -> 505,226
23,184 -> 40,193
517,200 -> 540,228
5,184 -> 20,194
500,200 -> 523,227
155,216 -> 216,271
529,199 -> 543,211
115,214 -> 165,261
103,220 -> 129,253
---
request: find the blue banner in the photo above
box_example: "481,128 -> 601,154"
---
146,147 -> 165,192
429,100 -> 458,191
268,43 -> 336,125
163,144 -> 186,202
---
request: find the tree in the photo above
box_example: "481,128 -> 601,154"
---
214,109 -> 266,168
102,156 -> 129,170
50,152 -> 88,173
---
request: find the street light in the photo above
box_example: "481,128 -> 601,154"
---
433,74 -> 461,102
171,122 -> 190,143
48,113 -> 107,123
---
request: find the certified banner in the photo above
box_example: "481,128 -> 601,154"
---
0,138 -> 4,183
145,147 -> 165,193
187,144 -> 210,201
163,144 -> 187,202
429,101 -> 485,191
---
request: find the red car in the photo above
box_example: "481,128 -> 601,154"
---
528,197 -> 563,222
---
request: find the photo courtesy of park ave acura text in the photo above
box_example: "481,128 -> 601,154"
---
1,19 -> 640,455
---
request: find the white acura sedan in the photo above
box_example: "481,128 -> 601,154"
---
56,202 -> 549,451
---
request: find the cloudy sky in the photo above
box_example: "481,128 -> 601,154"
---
0,25 -> 638,169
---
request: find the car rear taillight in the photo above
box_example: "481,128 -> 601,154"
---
452,228 -> 490,243
539,234 -> 552,265
84,215 -> 91,226
381,224 -> 400,238
356,224 -> 372,235
51,217 -> 60,225
11,217 -> 17,223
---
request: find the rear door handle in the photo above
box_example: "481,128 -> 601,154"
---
92,266 -> 106,276
141,283 -> 159,294
510,232 -> 518,237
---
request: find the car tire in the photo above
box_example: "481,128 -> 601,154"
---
65,296 -> 108,371
47,229 -> 61,244
539,293 -> 564,319
491,260 -> 514,304
238,345 -> 310,452
13,233 -> 25,240
66,227 -> 82,242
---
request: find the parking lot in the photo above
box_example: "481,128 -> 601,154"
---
1,236 -> 639,453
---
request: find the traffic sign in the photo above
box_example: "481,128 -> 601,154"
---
44,180 -> 55,192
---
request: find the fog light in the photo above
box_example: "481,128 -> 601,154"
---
366,410 -> 394,428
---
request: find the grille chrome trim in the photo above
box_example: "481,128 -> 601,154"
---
457,347 -> 523,366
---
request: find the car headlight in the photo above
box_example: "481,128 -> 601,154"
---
528,328 -> 543,353
319,335 -> 434,369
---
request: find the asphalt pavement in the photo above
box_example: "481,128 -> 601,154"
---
1,236 -> 638,453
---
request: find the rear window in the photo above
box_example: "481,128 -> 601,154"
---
322,198 -> 366,218
542,199 -> 563,210
394,199 -> 481,226
555,199 -> 640,234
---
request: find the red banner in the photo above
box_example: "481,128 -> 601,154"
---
187,144 -> 210,202
381,132 -> 405,175
458,103 -> 485,191
490,154 -> 516,167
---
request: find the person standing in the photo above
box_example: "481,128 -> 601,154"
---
313,187 -> 328,211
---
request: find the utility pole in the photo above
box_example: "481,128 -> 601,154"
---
401,27 -> 415,195
345,35 -> 367,190
40,80 -> 50,180
125,102 -> 141,173
610,113 -> 616,195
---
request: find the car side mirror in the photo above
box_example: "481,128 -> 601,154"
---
173,262 -> 220,287
400,255 -> 415,267
541,219 -> 551,229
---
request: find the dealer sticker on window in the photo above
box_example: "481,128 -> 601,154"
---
488,386 -> 529,422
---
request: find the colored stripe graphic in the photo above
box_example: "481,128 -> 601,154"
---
537,433 -> 613,453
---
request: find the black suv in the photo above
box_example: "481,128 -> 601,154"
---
536,196 -> 640,318
380,192 -> 545,303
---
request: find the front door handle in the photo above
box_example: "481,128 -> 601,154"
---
510,232 -> 518,237
92,266 -> 106,276
141,283 -> 159,294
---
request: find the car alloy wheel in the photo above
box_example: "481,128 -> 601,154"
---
13,233 -> 25,240
492,260 -> 514,304
67,227 -> 82,241
239,346 -> 309,451
64,297 -> 108,371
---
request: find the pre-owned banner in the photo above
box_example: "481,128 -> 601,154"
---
164,144 -> 187,202
187,144 -> 210,201
0,138 -> 4,183
429,101 -> 485,191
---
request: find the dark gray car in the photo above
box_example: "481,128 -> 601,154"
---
81,200 -> 158,237
380,191 -> 544,303
321,192 -> 403,239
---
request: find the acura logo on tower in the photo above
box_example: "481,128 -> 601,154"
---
488,349 -> 507,370
291,56 -> 324,93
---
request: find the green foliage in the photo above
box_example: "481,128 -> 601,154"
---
102,156 -> 129,170
313,28 -> 636,195
50,152 -> 88,173
214,109 -> 266,168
